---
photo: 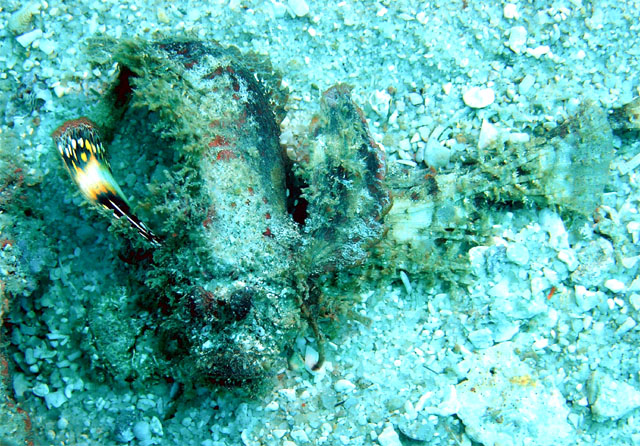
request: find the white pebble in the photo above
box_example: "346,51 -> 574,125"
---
540,209 -> 568,249
463,87 -> 495,109
23,59 -> 34,71
615,317 -> 636,336
527,45 -> 550,59
589,372 -> 640,419
272,429 -> 287,439
57,417 -> 69,430
503,3 -> 519,19
290,429 -> 309,443
630,294 -> 640,311
477,119 -> 499,149
468,328 -> 494,349
399,270 -> 412,294
288,0 -> 309,17
519,74 -> 536,95
424,139 -> 450,168
44,390 -> 67,408
398,139 -> 411,152
38,39 -> 56,55
624,256 -> 640,269
604,279 -> 626,293
13,374 -> 29,398
279,388 -> 297,402
573,49 -> 586,60
133,421 -> 151,442
627,221 -> 640,243
557,249 -> 578,271
370,89 -> 391,117
265,400 -> 279,411
506,243 -> 529,265
508,26 -> 527,53
533,337 -> 549,349
417,126 -> 430,142
304,345 -> 319,370
408,92 -> 423,106
149,416 -> 163,436
378,424 -> 402,446
54,85 -> 66,98
507,132 -> 530,143
32,382 -> 49,397
16,28 -> 43,48
334,379 -> 356,393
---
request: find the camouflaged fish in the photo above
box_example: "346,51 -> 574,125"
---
52,117 -> 161,246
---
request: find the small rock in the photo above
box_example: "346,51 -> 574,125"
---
114,425 -> 135,443
57,417 -> 69,430
507,132 -> 530,143
334,379 -> 356,393
508,26 -> 527,53
265,400 -> 279,411
149,416 -> 163,436
38,39 -> 56,55
291,429 -> 310,443
378,424 -> 402,446
398,138 -> 411,152
424,139 -> 450,168
370,89 -> 392,117
270,2 -> 288,17
503,3 -> 519,19
44,390 -> 67,409
156,7 -> 171,23
408,92 -> 423,106
399,270 -> 412,294
12,373 -> 30,398
540,210 -> 568,249
468,328 -> 494,349
604,278 -> 626,293
133,421 -> 151,442
456,343 -> 571,445
32,382 -> 49,397
288,0 -> 309,17
304,345 -> 319,371
519,74 -> 536,95
588,372 -> 640,419
24,348 -> 36,365
279,388 -> 297,401
417,126 -> 430,142
630,293 -> 640,311
574,285 -> 600,313
272,429 -> 287,439
506,243 -> 529,265
527,45 -> 550,59
477,119 -> 499,149
463,87 -> 495,109
615,317 -> 636,336
16,28 -> 43,47
557,249 -> 577,271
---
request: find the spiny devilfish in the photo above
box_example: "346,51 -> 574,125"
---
51,117 -> 161,246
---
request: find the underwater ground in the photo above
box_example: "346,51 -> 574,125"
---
2,1 -> 640,445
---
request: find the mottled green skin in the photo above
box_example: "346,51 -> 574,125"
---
77,39 -> 389,385
297,84 -> 391,272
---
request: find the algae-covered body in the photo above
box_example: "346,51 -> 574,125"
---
52,39 -> 389,385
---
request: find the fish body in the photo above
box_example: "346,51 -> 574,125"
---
52,117 -> 160,246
